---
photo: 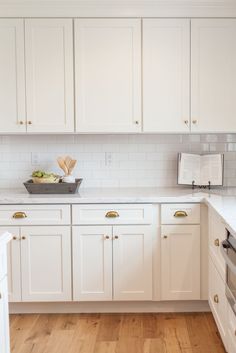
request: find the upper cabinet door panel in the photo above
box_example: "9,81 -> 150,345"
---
74,19 -> 141,133
25,19 -> 74,133
0,19 -> 26,133
191,19 -> 236,132
143,19 -> 190,133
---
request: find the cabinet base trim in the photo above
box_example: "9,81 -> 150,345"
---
10,300 -> 210,314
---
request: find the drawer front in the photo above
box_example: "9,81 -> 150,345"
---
0,246 -> 7,281
0,205 -> 71,225
72,204 -> 153,225
228,304 -> 236,353
209,208 -> 227,281
209,256 -> 227,348
161,204 -> 200,224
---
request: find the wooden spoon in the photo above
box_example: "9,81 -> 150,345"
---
65,156 -> 72,170
57,157 -> 68,175
68,159 -> 77,175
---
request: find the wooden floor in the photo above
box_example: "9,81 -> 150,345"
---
10,313 -> 226,353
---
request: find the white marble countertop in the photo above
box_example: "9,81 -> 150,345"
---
0,231 -> 12,248
0,187 -> 206,204
1,186 -> 236,236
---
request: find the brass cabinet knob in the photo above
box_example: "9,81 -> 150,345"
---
21,236 -> 26,240
105,211 -> 119,218
192,120 -> 197,124
13,236 -> 18,240
104,235 -> 110,240
13,211 -> 27,219
0,293 -> 2,299
19,121 -> 24,125
214,294 -> 219,303
234,330 -> 236,336
28,121 -> 32,125
163,235 -> 168,239
184,120 -> 189,125
214,239 -> 220,247
114,235 -> 119,239
174,210 -> 188,218
135,121 -> 139,125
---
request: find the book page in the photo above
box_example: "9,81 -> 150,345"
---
200,154 -> 223,185
178,153 -> 201,185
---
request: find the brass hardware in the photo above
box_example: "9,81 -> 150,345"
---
114,235 -> 119,239
163,235 -> 168,239
21,236 -> 26,240
174,210 -> 188,218
104,235 -> 110,240
234,330 -> 236,336
214,294 -> 219,303
184,120 -> 189,125
19,121 -> 24,125
192,120 -> 197,124
13,236 -> 17,240
135,121 -> 139,125
105,211 -> 119,218
13,211 -> 27,219
0,293 -> 1,299
214,238 -> 220,247
28,121 -> 32,125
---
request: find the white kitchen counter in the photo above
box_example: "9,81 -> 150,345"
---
1,186 -> 236,236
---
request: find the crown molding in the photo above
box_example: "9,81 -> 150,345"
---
1,0 -> 236,17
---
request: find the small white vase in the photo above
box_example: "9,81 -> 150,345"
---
62,175 -> 75,183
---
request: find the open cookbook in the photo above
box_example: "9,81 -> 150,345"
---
178,153 -> 224,187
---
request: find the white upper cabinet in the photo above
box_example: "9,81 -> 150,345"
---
25,19 -> 74,132
143,19 -> 190,133
191,19 -> 236,132
74,19 -> 141,133
0,19 -> 26,133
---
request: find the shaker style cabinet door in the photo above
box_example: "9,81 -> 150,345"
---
143,19 -> 190,132
20,226 -> 72,301
191,19 -> 236,132
72,226 -> 113,301
161,225 -> 200,300
0,277 -> 10,353
0,19 -> 26,133
74,19 -> 141,133
113,225 -> 152,301
25,19 -> 74,132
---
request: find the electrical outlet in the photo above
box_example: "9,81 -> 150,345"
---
31,152 -> 40,166
105,152 -> 112,167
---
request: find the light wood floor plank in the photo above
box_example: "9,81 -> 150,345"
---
10,313 -> 226,353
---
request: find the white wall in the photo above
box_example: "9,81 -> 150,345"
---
0,134 -> 236,189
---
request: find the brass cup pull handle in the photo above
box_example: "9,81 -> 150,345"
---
13,212 -> 27,219
214,294 -> 219,303
105,211 -> 119,218
214,238 -> 220,247
174,210 -> 188,218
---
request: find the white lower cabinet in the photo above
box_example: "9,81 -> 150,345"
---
161,225 -> 200,300
72,225 -> 153,301
72,226 -> 113,301
21,226 -> 71,301
0,276 -> 10,353
3,225 -> 72,302
209,256 -> 227,348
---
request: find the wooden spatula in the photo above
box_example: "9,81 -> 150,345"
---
68,160 -> 77,175
57,157 -> 68,175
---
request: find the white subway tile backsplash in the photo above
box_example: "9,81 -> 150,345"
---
0,134 -> 236,189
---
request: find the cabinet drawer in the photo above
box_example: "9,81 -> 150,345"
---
0,205 -> 71,225
228,304 -> 236,353
209,208 -> 227,282
209,257 -> 227,348
161,204 -> 200,224
72,204 -> 153,225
